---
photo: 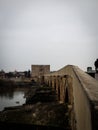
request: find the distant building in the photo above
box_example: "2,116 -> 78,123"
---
31,65 -> 50,84
87,67 -> 92,72
85,67 -> 98,80
31,65 -> 50,77
86,67 -> 95,78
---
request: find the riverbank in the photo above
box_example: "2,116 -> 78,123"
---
0,78 -> 33,88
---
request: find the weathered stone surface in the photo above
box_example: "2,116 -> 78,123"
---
0,86 -> 71,130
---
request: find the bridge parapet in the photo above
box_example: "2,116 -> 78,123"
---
44,65 -> 98,130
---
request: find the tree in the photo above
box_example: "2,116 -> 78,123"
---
24,70 -> 31,78
94,59 -> 98,73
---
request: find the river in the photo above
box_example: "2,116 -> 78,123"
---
0,88 -> 28,111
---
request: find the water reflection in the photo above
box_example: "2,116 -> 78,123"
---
0,89 -> 27,111
0,92 -> 14,99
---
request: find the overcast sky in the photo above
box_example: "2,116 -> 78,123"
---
0,0 -> 98,72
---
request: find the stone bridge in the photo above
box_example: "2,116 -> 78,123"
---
44,65 -> 98,130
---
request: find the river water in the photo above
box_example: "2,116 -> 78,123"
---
0,88 -> 27,111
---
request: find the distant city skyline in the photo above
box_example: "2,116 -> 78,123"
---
0,0 -> 98,72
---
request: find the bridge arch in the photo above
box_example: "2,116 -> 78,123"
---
65,88 -> 69,104
44,65 -> 98,130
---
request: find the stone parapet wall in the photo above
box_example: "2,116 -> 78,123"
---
44,65 -> 98,130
